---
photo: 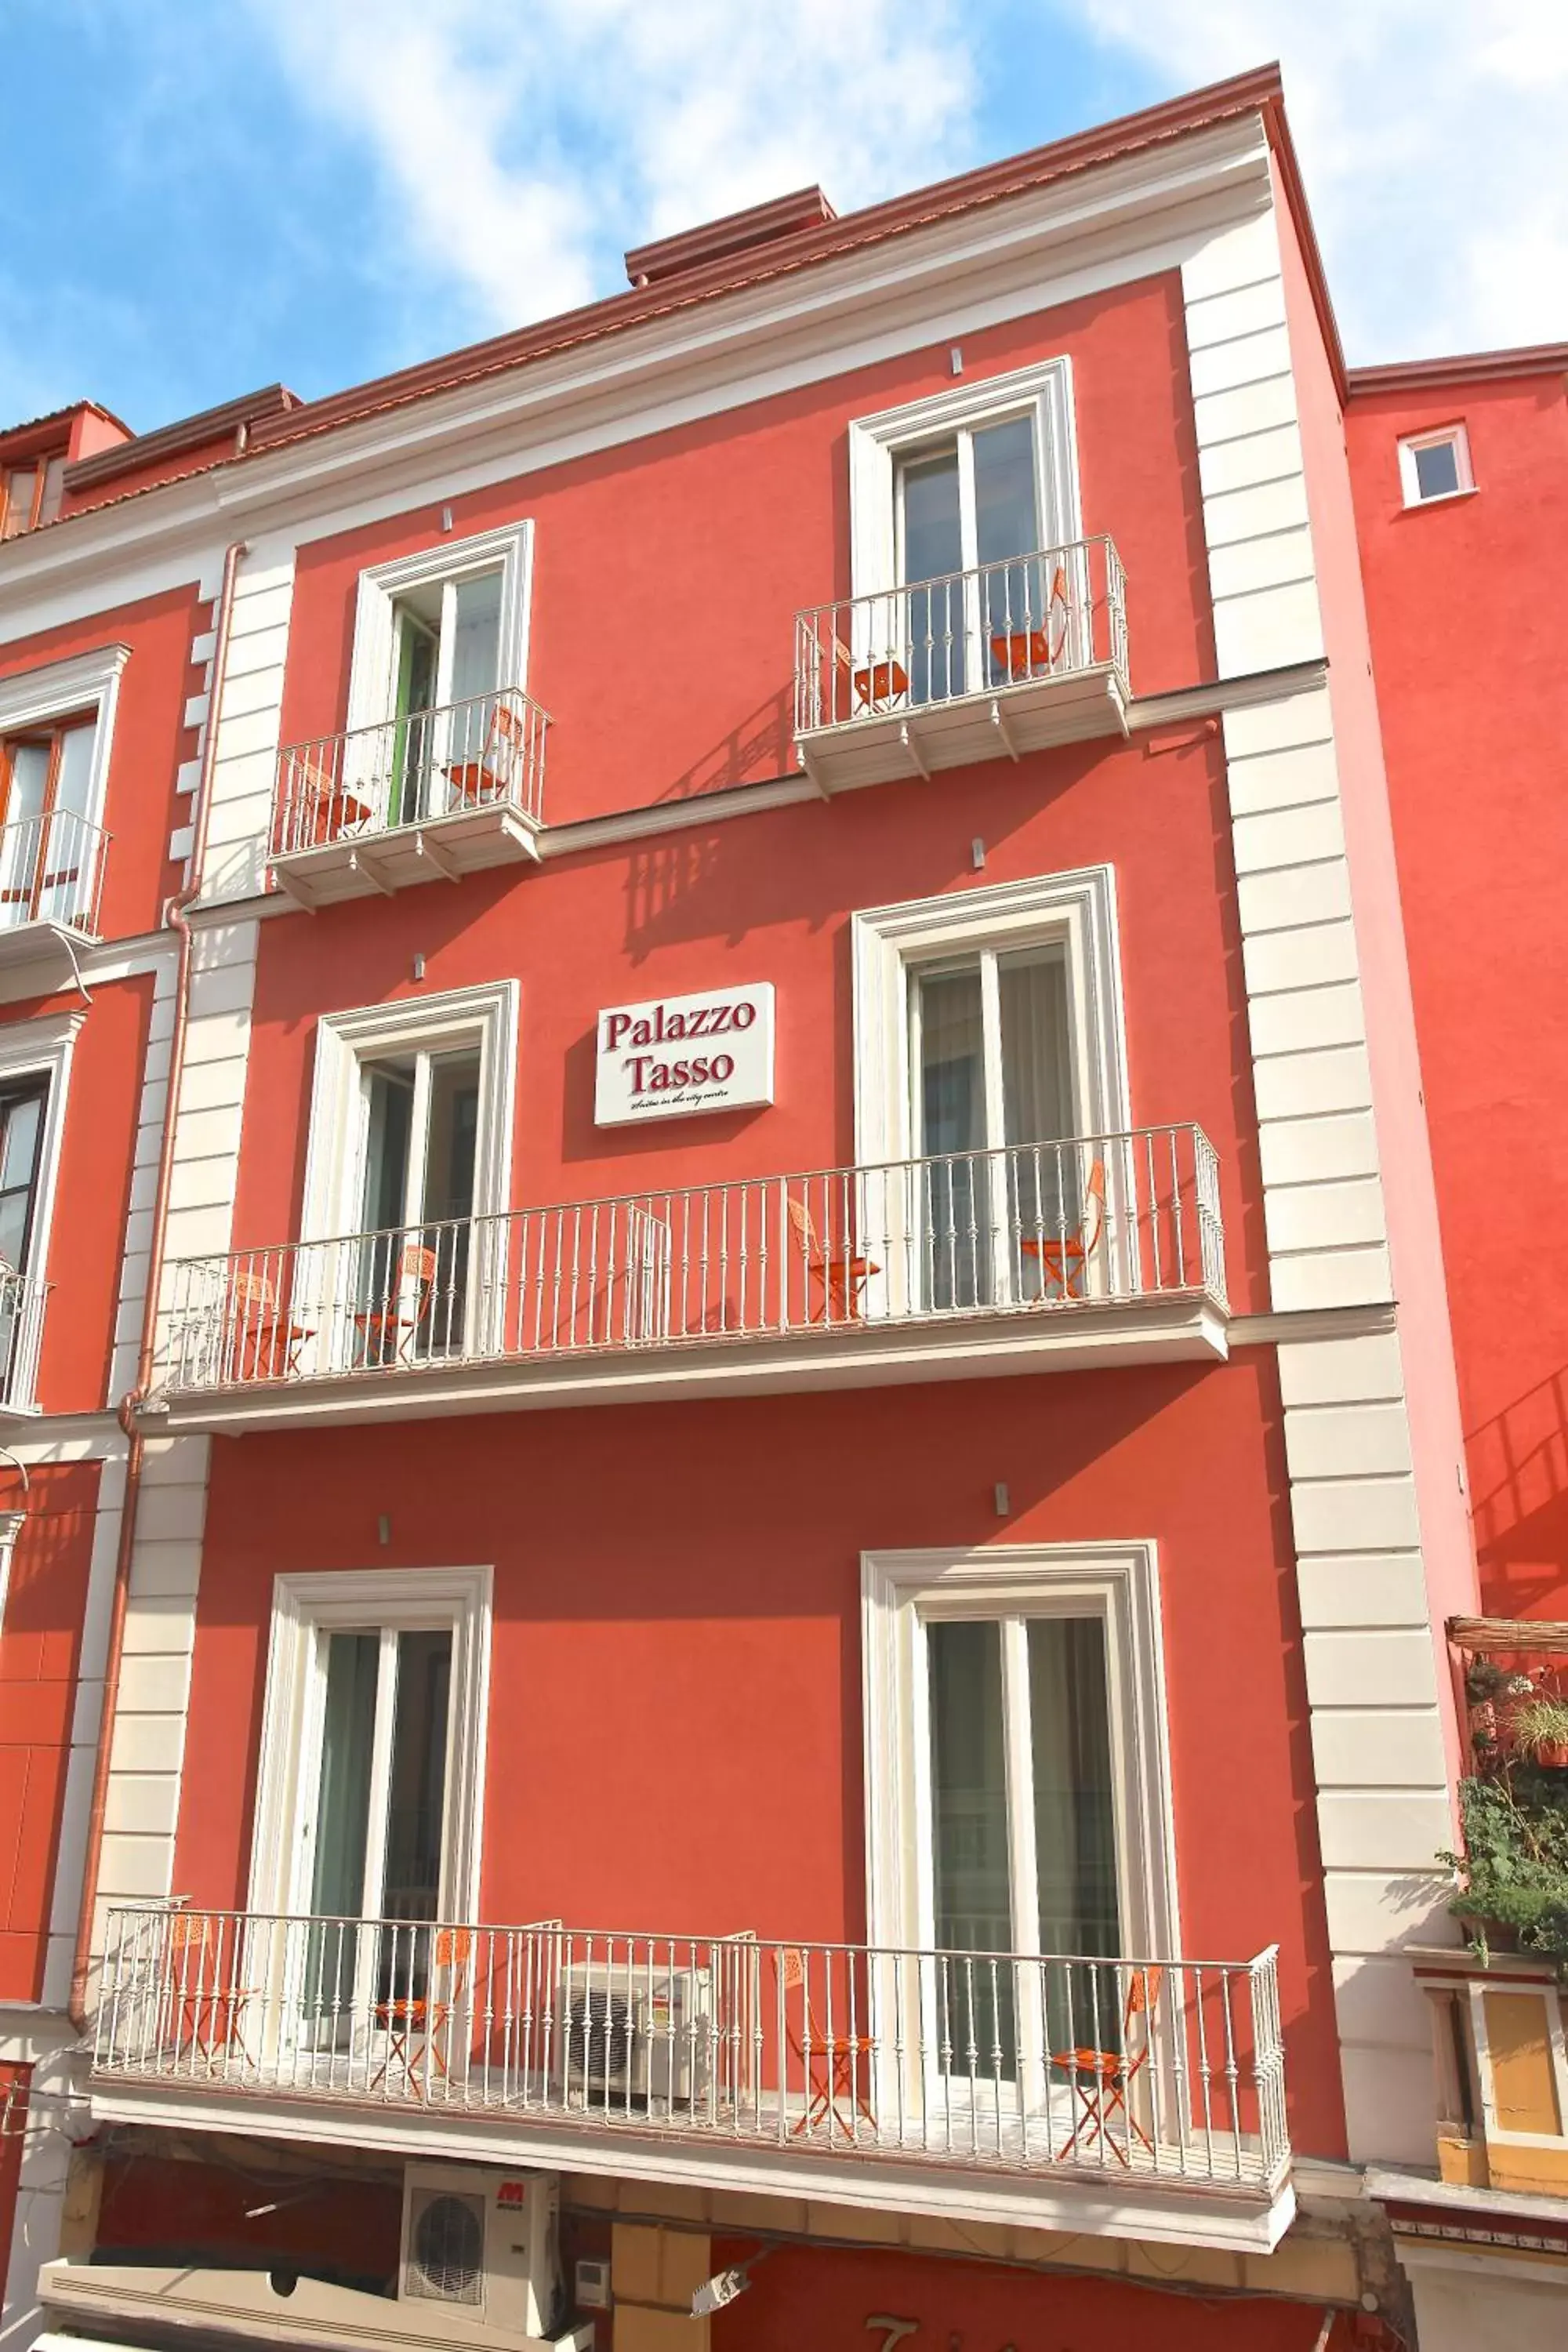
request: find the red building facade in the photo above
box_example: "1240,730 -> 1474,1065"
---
0,64 -> 1563,2352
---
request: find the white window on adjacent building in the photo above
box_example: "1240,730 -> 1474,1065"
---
1397,423 -> 1474,508
0,644 -> 128,937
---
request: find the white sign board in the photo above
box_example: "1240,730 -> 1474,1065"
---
594,982 -> 775,1126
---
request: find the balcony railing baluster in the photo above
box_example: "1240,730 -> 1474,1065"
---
162,1125 -> 1226,1398
271,682 -> 547,863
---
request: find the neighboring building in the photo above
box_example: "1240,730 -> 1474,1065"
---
0,60 -> 1560,2352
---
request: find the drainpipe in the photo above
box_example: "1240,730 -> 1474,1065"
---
69,539 -> 248,2030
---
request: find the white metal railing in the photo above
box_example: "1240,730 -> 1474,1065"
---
94,1907 -> 1289,2191
0,809 -> 108,936
0,1268 -> 47,1411
795,536 -> 1128,736
162,1127 -> 1225,1396
270,682 -> 548,860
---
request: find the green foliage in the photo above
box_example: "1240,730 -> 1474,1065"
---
1509,1695 -> 1568,1759
1442,1773 -> 1568,1962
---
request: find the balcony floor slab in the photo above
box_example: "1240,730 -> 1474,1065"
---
271,802 -> 543,909
797,666 -> 1128,795
147,1292 -> 1229,1435
89,2073 -> 1294,2254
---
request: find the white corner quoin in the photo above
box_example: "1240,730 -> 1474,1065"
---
594,982 -> 775,1126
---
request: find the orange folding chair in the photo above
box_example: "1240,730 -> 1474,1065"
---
352,1242 -> 437,1367
278,756 -> 372,852
1051,1965 -> 1162,2167
372,1926 -> 472,2095
228,1269 -> 314,1380
989,564 -> 1072,682
776,1947 -> 875,2140
1020,1159 -> 1107,1301
163,1914 -> 248,2067
446,702 -> 532,808
787,1196 -> 879,1323
833,637 -> 909,715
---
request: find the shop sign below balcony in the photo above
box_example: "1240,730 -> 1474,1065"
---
595,983 -> 775,1124
269,684 -> 547,909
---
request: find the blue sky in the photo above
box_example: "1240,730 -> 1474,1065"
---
7,2 -> 1566,440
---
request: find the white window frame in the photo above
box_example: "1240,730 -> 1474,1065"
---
0,643 -> 130,849
860,1542 -> 1179,1972
851,867 -> 1131,1171
299,979 -> 518,1248
344,522 -> 533,738
848,358 -> 1082,604
0,1011 -> 83,1414
1397,423 -> 1475,509
246,1565 -> 492,1928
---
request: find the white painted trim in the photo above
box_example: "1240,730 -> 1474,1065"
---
298,979 -> 518,1247
344,521 -> 533,736
848,355 -> 1083,600
860,1542 -> 1179,1966
0,643 -> 129,845
245,1565 -> 492,1926
0,1508 -> 24,1634
850,866 -> 1131,1167
0,1009 -> 84,1307
1396,423 -> 1474,509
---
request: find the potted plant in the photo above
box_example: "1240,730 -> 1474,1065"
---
1510,1694 -> 1568,1769
1441,1773 -> 1568,1965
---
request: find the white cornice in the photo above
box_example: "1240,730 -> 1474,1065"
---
0,117 -> 1272,637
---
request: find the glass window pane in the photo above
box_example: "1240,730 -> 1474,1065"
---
1028,1616 -> 1120,1959
50,724 -> 96,818
361,1063 -> 414,1231
448,569 -> 503,706
900,451 -> 964,703
5,742 -> 51,826
2,470 -> 37,539
310,1632 -> 379,1919
971,416 -> 1039,566
0,1092 -> 42,1197
36,459 -> 64,528
927,1618 -> 1016,2079
917,967 -> 987,1311
997,954 -> 1076,1282
381,1628 -> 452,1922
1414,439 -> 1461,500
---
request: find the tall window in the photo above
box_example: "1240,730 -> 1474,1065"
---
896,412 -> 1045,701
927,1609 -> 1121,2076
0,1079 -> 49,1403
387,569 -> 503,824
355,1042 -> 481,1359
0,456 -> 64,540
0,716 -> 100,927
912,946 -> 1077,1308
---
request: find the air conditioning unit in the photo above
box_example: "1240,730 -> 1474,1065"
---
401,2162 -> 561,2341
557,1958 -> 713,2109
38,2165 -> 588,2352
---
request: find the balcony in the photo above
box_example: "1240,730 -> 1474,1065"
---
0,1265 -> 46,1416
92,1906 -> 1292,2250
268,683 -> 548,909
793,537 -> 1129,796
0,808 -> 108,971
150,1127 -> 1229,1432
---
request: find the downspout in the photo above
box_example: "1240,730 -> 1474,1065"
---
68,539 -> 248,2030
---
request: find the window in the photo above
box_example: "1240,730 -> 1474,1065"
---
1398,424 -> 1474,508
862,1543 -> 1178,2075
913,946 -> 1079,1307
0,714 -> 100,929
0,1013 -> 79,1411
248,1567 -> 492,1986
0,456 -> 64,540
848,358 -> 1080,616
298,982 -> 517,1371
853,871 -> 1131,1296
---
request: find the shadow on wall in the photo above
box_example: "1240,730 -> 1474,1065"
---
1467,1367 -> 1568,1619
655,680 -> 797,807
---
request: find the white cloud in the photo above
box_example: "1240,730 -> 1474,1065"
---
1065,2 -> 1568,361
251,0 -> 977,341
